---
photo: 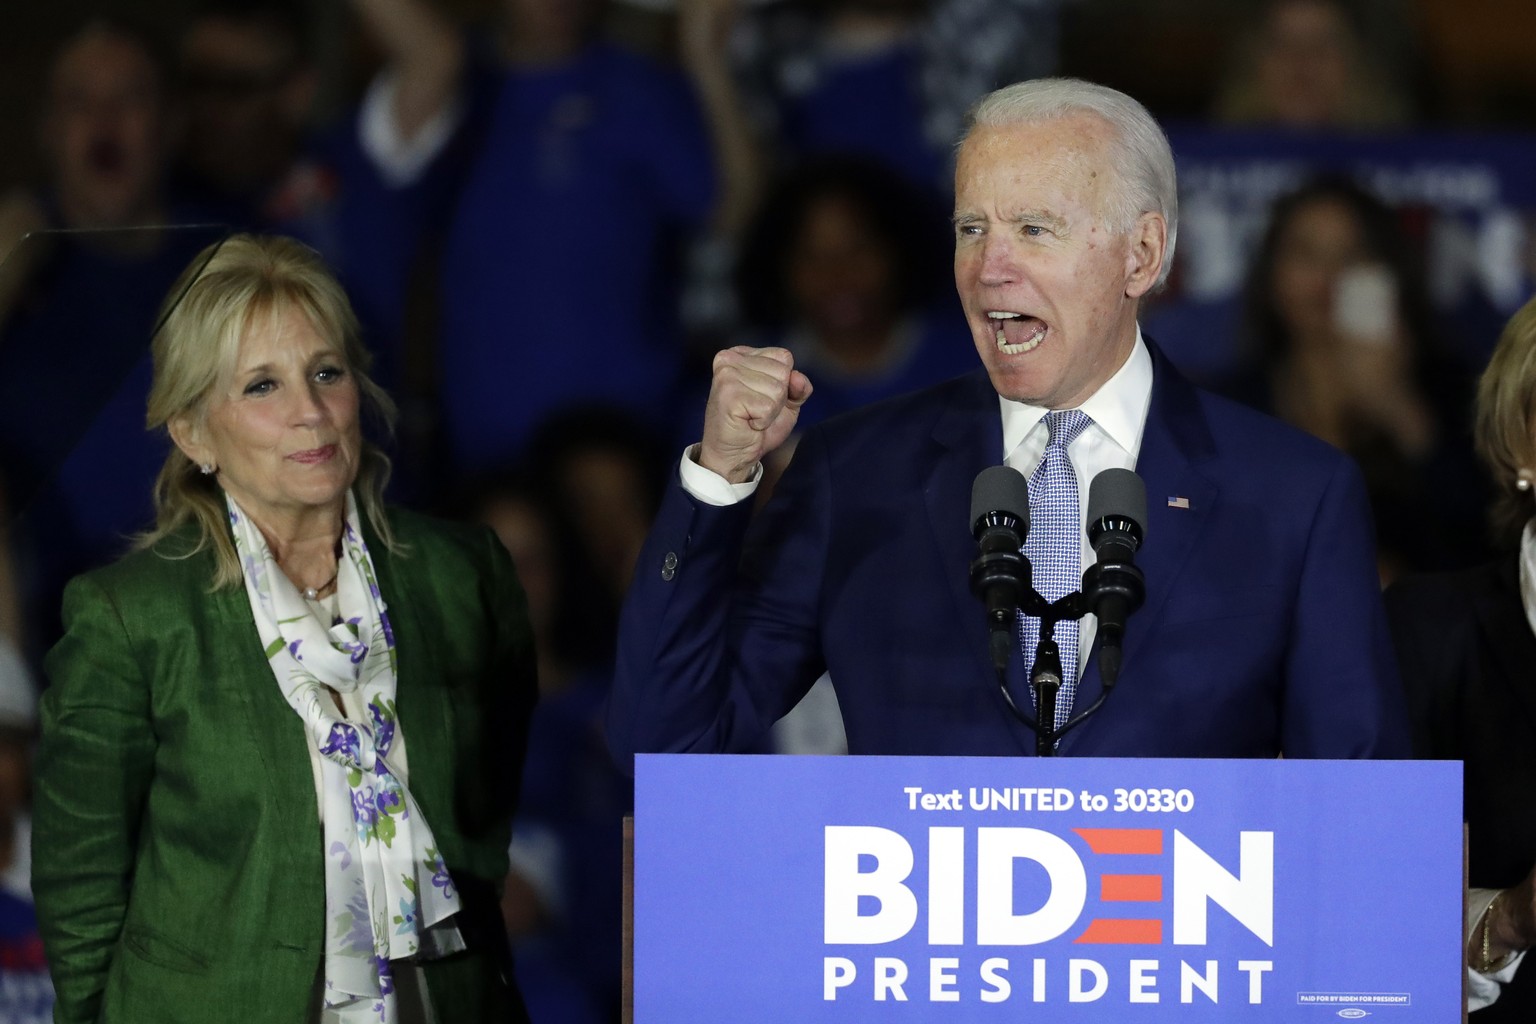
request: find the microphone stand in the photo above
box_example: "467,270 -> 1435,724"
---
994,587 -> 1120,756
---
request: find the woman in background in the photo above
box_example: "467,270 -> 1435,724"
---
1230,173 -> 1485,579
730,155 -> 972,494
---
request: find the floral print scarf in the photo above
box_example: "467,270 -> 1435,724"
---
229,492 -> 462,1022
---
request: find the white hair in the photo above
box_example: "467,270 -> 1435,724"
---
962,78 -> 1179,288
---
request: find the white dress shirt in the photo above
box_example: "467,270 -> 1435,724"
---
679,329 -> 1156,686
997,333 -> 1152,680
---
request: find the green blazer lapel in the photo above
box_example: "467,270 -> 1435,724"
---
211,582 -> 314,773
364,515 -> 455,822
139,538 -> 322,949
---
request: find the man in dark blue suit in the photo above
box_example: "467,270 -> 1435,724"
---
607,78 -> 1409,760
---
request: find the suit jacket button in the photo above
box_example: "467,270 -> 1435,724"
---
662,552 -> 678,580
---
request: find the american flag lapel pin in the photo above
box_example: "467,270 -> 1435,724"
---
1167,495 -> 1191,509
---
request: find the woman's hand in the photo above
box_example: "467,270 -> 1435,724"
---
1483,866 -> 1536,965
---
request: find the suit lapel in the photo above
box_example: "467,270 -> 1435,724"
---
919,352 -> 1221,753
923,371 -> 1036,752
182,513 -> 454,945
209,514 -> 451,845
199,553 -> 323,916
1062,344 -> 1218,751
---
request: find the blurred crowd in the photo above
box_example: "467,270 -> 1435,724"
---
0,0 -> 1530,1020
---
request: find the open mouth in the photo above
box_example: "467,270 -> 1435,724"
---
987,311 -> 1047,354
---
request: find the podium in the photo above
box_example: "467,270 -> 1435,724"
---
627,755 -> 1463,1022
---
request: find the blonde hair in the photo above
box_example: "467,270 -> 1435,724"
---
139,233 -> 399,587
1474,294 -> 1536,546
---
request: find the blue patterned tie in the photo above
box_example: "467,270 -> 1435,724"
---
1018,409 -> 1091,729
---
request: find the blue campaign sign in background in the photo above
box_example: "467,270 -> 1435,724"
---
634,755 -> 1462,1022
1142,125 -> 1536,382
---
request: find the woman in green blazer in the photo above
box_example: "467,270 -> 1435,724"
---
32,235 -> 536,1024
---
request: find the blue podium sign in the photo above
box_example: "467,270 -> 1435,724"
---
634,755 -> 1462,1022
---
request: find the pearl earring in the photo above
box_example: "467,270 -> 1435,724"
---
200,463 -> 215,475
1519,477 -> 1532,493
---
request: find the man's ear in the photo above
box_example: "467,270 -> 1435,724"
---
1124,212 -> 1168,299
168,413 -> 211,470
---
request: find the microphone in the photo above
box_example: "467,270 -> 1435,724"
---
1081,468 -> 1147,687
969,466 -> 1031,673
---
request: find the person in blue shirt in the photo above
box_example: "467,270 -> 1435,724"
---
0,19 -> 224,662
345,0 -> 742,482
733,156 -> 975,431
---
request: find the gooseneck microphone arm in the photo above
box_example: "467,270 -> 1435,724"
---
989,591 -> 1108,755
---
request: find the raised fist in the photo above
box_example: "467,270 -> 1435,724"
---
696,346 -> 813,484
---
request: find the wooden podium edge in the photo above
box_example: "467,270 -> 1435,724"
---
624,814 -> 634,1024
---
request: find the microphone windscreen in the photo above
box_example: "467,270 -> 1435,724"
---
1086,468 -> 1147,535
971,465 -> 1030,532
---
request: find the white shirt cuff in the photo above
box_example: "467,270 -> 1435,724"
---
1467,887 -> 1527,1011
357,69 -> 463,188
678,444 -> 761,506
